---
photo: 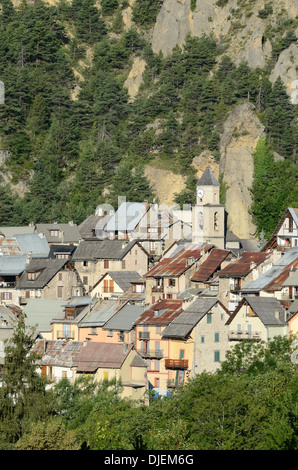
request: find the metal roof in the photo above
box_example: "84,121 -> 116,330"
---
24,299 -> 68,332
282,270 -> 298,286
0,236 -> 22,256
103,304 -> 145,331
243,247 -> 298,293
134,299 -> 183,326
79,299 -> 122,327
162,298 -> 219,339
0,255 -> 27,275
218,252 -> 268,278
73,342 -> 133,371
191,248 -> 232,282
33,339 -> 84,368
14,233 -> 49,257
144,243 -> 213,278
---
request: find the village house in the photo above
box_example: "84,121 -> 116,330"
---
71,239 -> 149,293
73,341 -> 148,401
15,258 -> 84,305
143,243 -> 213,305
217,251 -> 270,312
134,299 -> 183,394
102,303 -> 145,345
261,207 -> 298,256
241,247 -> 298,305
32,339 -> 86,385
226,296 -> 287,344
161,298 -> 231,380
287,300 -> 298,339
51,296 -> 94,341
91,270 -> 143,301
190,247 -> 235,296
35,222 -> 82,246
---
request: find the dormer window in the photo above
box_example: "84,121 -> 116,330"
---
50,230 -> 59,237
27,271 -> 41,280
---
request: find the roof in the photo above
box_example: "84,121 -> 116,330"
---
218,252 -> 268,278
78,214 -> 105,239
14,233 -> 49,258
33,339 -> 85,368
105,202 -> 148,232
0,255 -> 27,275
282,269 -> 298,287
196,166 -> 220,187
35,222 -> 81,244
23,299 -> 68,332
73,342 -> 133,371
0,236 -> 22,256
103,303 -> 145,331
79,299 -> 123,327
144,243 -> 213,278
191,248 -> 232,282
162,298 -> 220,339
72,239 -> 140,261
0,226 -> 35,237
134,299 -> 183,326
226,296 -> 286,326
242,247 -> 298,293
261,208 -> 298,252
48,244 -> 77,259
96,271 -> 143,292
16,258 -> 68,289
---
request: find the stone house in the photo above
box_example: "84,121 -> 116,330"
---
91,270 -> 143,301
143,243 -> 213,305
72,239 -> 149,293
35,222 -> 81,246
226,296 -> 288,345
162,298 -> 231,378
15,258 -> 84,304
217,251 -> 269,312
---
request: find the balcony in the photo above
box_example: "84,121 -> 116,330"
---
137,348 -> 163,359
229,330 -> 261,341
138,331 -> 150,340
167,378 -> 184,388
165,359 -> 188,370
56,330 -> 75,340
152,285 -> 163,293
0,281 -> 16,288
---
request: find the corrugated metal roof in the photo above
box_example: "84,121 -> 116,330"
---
14,233 -> 49,257
243,247 -> 298,293
191,248 -> 231,282
144,243 -> 213,278
73,342 -> 133,371
218,252 -> 268,278
161,298 -> 219,339
134,299 -> 183,326
79,299 -> 122,327
0,236 -> 22,256
0,255 -> 27,275
33,339 -> 84,367
103,304 -> 145,331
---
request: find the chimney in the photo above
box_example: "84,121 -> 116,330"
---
26,251 -> 32,265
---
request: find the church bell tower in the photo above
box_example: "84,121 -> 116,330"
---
192,166 -> 225,248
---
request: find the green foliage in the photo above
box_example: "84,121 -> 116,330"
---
132,0 -> 163,26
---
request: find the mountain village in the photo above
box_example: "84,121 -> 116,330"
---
0,166 -> 297,400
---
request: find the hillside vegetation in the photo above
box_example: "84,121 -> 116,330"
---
0,0 -> 297,237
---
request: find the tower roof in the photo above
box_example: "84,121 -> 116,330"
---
196,166 -> 219,187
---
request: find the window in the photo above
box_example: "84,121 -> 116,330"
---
201,335 -> 205,343
289,217 -> 293,232
156,326 -> 161,334
57,286 -> 63,298
154,360 -> 159,371
169,278 -> 176,287
58,272 -> 63,281
104,372 -> 109,381
214,212 -> 218,231
104,260 -> 109,269
207,313 -> 212,324
27,271 -> 40,280
83,260 -> 88,267
122,260 -> 126,269
214,332 -> 220,342
50,230 -> 59,237
107,330 -> 113,337
83,276 -> 88,285
91,327 -> 97,335
214,351 -> 220,362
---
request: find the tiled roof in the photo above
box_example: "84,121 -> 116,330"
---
218,252 -> 268,278
73,342 -> 133,371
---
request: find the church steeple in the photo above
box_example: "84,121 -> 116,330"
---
196,166 -> 220,205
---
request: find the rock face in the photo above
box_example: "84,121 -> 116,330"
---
124,56 -> 147,101
270,43 -> 298,103
219,103 -> 265,240
144,165 -> 186,207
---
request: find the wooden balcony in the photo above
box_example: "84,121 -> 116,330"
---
165,359 -> 188,370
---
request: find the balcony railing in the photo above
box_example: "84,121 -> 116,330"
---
137,348 -> 163,359
229,331 -> 261,341
0,281 -> 16,288
138,331 -> 150,340
165,359 -> 188,370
